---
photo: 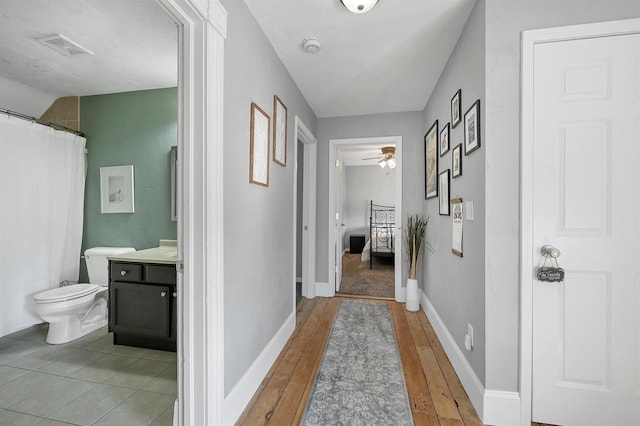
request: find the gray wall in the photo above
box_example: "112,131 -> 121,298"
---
482,0 -> 640,392
422,0 -> 486,383
222,0 -> 316,396
344,165 -> 395,249
316,112 -> 424,287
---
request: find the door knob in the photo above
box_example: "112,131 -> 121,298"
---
541,245 -> 561,258
160,291 -> 167,297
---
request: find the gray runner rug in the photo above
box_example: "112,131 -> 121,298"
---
301,300 -> 414,426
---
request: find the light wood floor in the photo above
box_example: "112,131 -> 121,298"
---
237,297 -> 484,425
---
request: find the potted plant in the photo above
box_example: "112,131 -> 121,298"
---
405,214 -> 429,311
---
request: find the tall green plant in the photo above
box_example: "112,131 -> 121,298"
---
405,214 -> 429,279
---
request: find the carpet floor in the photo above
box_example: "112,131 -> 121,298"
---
301,300 -> 413,426
338,253 -> 395,298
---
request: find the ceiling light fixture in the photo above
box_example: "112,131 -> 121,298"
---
378,158 -> 387,168
302,38 -> 321,54
340,0 -> 379,14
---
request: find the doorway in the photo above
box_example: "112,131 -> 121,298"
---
294,116 -> 318,301
328,136 -> 403,301
521,18 -> 640,426
339,152 -> 397,298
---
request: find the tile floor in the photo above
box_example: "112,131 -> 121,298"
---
0,324 -> 176,426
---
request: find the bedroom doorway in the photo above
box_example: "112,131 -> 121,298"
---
328,136 -> 403,301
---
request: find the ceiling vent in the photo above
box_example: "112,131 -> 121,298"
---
37,34 -> 94,57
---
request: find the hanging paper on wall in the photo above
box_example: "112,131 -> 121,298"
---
452,197 -> 463,257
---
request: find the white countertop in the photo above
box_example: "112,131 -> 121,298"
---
108,239 -> 178,265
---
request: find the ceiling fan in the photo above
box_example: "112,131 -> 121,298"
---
362,146 -> 396,169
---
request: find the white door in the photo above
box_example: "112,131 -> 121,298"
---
532,33 -> 640,425
335,156 -> 345,292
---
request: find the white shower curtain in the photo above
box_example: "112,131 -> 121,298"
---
0,115 -> 86,337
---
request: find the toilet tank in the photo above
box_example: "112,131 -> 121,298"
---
85,247 -> 136,286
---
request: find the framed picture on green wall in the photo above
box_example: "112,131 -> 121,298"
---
100,165 -> 135,214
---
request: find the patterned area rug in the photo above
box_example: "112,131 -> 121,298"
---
338,253 -> 395,298
301,300 -> 413,426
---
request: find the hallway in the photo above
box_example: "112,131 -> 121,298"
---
237,297 -> 482,425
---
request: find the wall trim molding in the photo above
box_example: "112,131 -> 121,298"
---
421,291 -> 521,425
222,312 -> 295,425
421,291 -> 484,418
315,281 -> 333,297
484,390 -> 521,426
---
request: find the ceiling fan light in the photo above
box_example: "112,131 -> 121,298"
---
378,158 -> 387,168
340,0 -> 379,14
387,158 -> 396,169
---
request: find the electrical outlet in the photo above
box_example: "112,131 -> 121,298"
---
467,323 -> 474,348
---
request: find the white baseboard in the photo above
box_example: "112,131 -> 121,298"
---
484,390 -> 521,426
223,311 -> 296,425
315,281 -> 333,297
420,291 -> 520,425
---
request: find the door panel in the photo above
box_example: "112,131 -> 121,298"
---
532,33 -> 640,425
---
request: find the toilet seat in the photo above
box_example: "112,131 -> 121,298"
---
34,284 -> 100,304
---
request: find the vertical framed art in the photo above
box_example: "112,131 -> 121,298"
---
439,169 -> 450,216
273,95 -> 287,166
464,99 -> 481,155
250,102 -> 270,186
452,143 -> 462,178
440,123 -> 450,157
451,89 -> 462,128
100,165 -> 135,214
425,120 -> 439,199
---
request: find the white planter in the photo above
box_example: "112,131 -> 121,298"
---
405,278 -> 419,312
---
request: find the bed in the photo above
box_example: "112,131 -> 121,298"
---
368,201 -> 395,269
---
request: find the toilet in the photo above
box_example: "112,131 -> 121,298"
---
34,247 -> 135,344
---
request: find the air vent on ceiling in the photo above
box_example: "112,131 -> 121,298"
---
37,34 -> 94,57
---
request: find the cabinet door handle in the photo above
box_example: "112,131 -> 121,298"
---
160,291 -> 167,297
120,270 -> 127,276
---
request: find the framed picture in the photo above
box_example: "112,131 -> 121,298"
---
100,165 -> 135,214
452,144 -> 462,178
451,89 -> 462,128
249,102 -> 270,187
439,169 -> 450,216
440,123 -> 450,157
464,99 -> 481,155
424,120 -> 439,199
273,95 -> 287,166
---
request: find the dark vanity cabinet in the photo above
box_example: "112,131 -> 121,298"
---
109,261 -> 177,351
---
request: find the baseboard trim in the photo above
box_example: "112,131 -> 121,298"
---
315,281 -> 333,297
223,311 -> 296,425
483,390 -> 521,426
420,291 -> 521,425
421,291 -> 485,419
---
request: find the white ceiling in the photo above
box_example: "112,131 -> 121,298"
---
0,0 -> 475,121
0,0 -> 177,99
244,0 -> 476,118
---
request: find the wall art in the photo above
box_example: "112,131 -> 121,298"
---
250,102 -> 270,187
425,120 -> 439,199
100,165 -> 134,214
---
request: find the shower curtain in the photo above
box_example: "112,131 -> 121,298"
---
0,114 -> 86,337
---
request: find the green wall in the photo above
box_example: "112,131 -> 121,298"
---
79,88 -> 177,281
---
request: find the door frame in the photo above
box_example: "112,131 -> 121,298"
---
328,136 -> 403,301
156,0 -> 227,424
520,18 -> 640,425
293,116 -> 318,300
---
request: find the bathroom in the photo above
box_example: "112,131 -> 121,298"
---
0,1 -> 179,424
